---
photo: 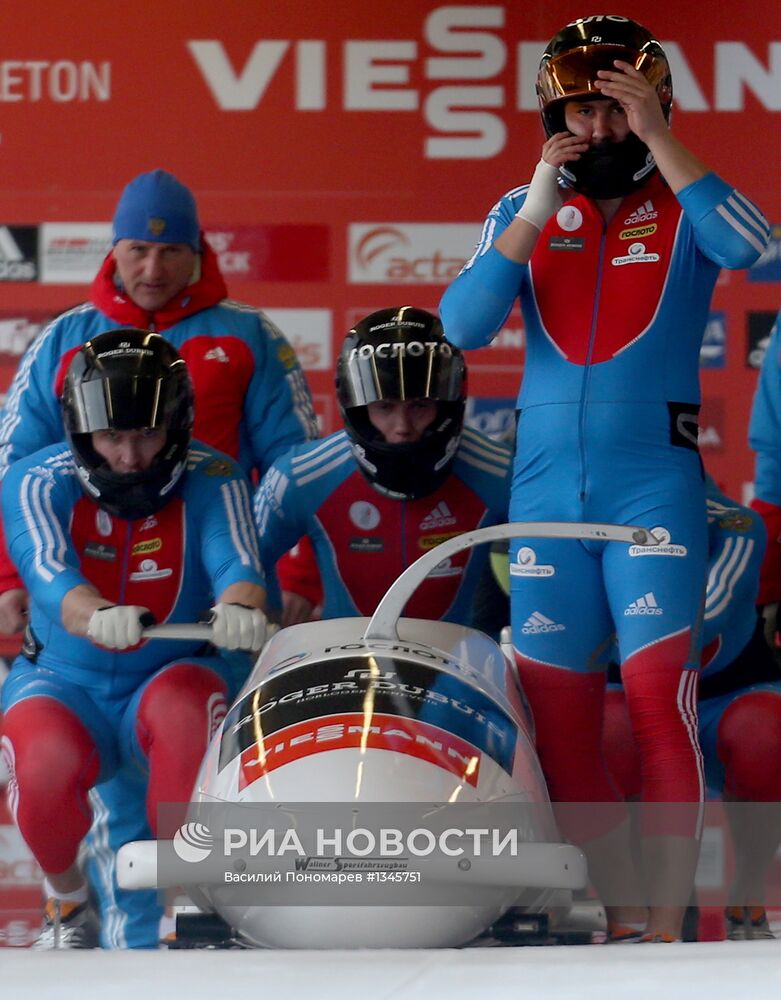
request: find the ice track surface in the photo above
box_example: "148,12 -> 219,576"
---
5,942 -> 781,1000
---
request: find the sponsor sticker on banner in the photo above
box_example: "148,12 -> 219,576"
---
264,309 -> 332,371
39,223 -> 111,284
0,314 -> 47,359
700,312 -> 726,368
0,226 -> 38,281
348,223 -> 477,284
204,226 -> 329,282
0,313 -> 50,405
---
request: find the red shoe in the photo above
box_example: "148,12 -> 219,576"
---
639,932 -> 680,943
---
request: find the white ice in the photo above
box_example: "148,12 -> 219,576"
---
4,941 -> 781,1000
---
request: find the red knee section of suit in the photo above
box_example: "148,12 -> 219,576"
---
751,498 -> 781,605
603,687 -> 642,800
135,663 -> 228,836
622,634 -> 703,836
513,653 -> 625,841
1,698 -> 99,874
717,691 -> 781,800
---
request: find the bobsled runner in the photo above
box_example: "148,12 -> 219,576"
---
117,521 -> 657,949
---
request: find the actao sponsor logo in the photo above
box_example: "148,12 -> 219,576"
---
350,224 -> 471,284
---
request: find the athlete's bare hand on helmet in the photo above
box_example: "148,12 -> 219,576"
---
594,60 -> 668,144
542,132 -> 589,168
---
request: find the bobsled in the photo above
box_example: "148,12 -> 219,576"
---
118,521 -> 656,949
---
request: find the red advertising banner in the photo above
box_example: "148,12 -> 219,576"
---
0,2 -> 779,493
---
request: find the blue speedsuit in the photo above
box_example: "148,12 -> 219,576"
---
0,442 -> 264,946
441,172 -> 768,671
748,310 -> 781,604
440,169 -> 768,826
608,481 -> 779,796
698,483 -> 780,794
254,427 -> 511,628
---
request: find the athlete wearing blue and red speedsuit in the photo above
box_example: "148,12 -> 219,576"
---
0,442 -> 264,939
440,170 -> 768,841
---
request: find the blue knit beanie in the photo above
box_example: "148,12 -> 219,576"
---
112,169 -> 200,251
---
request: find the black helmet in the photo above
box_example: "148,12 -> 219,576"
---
336,307 -> 466,500
61,329 -> 194,519
537,15 -> 672,198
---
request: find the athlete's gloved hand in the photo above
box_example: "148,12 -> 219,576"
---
514,158 -> 562,231
87,605 -> 155,650
210,603 -> 267,651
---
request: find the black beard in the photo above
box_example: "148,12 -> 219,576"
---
560,134 -> 657,199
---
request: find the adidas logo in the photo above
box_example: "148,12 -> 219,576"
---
420,501 -> 456,530
624,592 -> 663,616
0,226 -> 35,280
204,346 -> 229,362
624,200 -> 657,224
0,227 -> 24,263
521,611 -> 565,634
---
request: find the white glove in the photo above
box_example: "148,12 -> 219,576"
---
210,603 -> 267,651
87,605 -> 154,650
515,158 -> 562,231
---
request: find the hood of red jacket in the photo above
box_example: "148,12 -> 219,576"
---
89,237 -> 228,331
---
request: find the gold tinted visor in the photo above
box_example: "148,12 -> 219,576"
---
538,46 -> 670,106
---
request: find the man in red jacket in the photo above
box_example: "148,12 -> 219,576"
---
0,168 -> 317,637
0,168 -> 317,948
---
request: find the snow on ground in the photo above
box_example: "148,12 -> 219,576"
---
5,941 -> 781,1000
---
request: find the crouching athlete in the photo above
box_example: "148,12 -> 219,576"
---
0,330 -> 266,948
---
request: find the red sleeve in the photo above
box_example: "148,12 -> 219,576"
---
751,497 -> 781,604
0,496 -> 23,593
276,535 -> 323,607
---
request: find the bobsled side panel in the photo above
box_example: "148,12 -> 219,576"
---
218,654 -> 525,773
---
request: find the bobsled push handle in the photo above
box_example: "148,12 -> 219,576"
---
364,521 -> 659,642
142,622 -> 215,641
142,622 -> 281,643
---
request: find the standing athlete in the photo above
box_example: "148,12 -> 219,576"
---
439,14 -> 769,941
